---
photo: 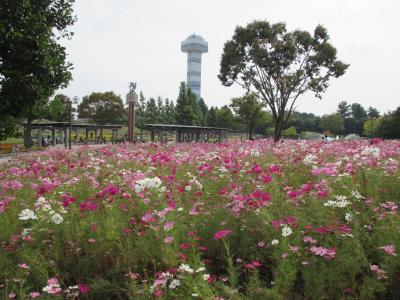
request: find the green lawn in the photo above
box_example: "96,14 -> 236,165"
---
1,137 -> 24,145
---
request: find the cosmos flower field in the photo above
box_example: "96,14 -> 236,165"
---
0,139 -> 399,299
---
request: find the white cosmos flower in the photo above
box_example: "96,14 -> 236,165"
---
135,177 -> 162,193
21,228 -> 31,236
35,197 -> 47,207
19,209 -> 37,221
282,226 -> 293,237
42,204 -> 51,212
51,213 -> 63,224
178,263 -> 194,273
271,239 -> 279,245
351,190 -> 365,200
168,279 -> 180,289
195,267 -> 205,273
361,146 -> 380,158
303,154 -> 317,165
345,212 -> 353,222
324,199 -> 351,208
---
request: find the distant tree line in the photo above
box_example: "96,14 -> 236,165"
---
134,82 -> 269,134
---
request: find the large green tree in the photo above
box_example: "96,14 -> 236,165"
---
287,111 -> 320,133
78,92 -> 125,125
320,113 -> 344,135
163,98 -> 176,124
351,103 -> 367,135
145,98 -> 159,124
363,117 -> 381,137
46,94 -> 71,122
175,82 -> 200,126
376,107 -> 400,139
215,105 -> 235,129
219,21 -> 348,141
0,0 -> 75,119
230,94 -> 265,140
198,98 -> 209,126
366,106 -> 380,137
0,116 -> 17,142
206,107 -> 218,127
337,101 -> 351,120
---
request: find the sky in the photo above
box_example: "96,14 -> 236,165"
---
59,0 -> 400,116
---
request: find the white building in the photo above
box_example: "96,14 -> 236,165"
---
181,34 -> 208,99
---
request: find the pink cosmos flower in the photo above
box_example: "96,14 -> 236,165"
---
18,263 -> 30,269
164,236 -> 174,244
43,277 -> 62,295
141,212 -> 155,223
261,175 -> 272,183
79,284 -> 90,295
380,245 -> 396,256
252,165 -> 262,174
153,289 -> 163,297
47,278 -> 58,285
303,236 -> 317,244
244,260 -> 262,269
30,292 -> 40,298
213,229 -> 232,240
370,264 -> 388,280
128,272 -> 139,280
310,246 -> 336,260
122,192 -> 131,199
271,220 -> 282,230
287,191 -> 300,199
79,201 -> 97,212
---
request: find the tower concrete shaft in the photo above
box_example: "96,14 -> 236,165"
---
181,34 -> 208,99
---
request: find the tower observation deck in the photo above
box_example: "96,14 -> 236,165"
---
181,34 -> 208,99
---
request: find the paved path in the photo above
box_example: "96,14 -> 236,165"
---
0,155 -> 13,165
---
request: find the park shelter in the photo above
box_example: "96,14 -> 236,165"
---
146,124 -> 230,143
22,120 -> 123,147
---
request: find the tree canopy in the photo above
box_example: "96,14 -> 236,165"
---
376,107 -> 400,139
175,82 -> 200,126
230,94 -> 265,139
0,0 -> 76,118
46,94 -> 72,122
219,21 -> 348,141
78,92 -> 125,125
320,113 -> 344,135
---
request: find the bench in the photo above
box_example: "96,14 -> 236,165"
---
0,144 -> 26,153
0,144 -> 14,152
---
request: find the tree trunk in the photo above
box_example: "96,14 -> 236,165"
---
24,121 -> 32,148
273,116 -> 284,142
248,127 -> 253,140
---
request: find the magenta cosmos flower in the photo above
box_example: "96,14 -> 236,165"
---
213,229 -> 233,240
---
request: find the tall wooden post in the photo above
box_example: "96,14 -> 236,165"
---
127,94 -> 136,143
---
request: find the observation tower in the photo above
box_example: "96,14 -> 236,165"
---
181,34 -> 208,99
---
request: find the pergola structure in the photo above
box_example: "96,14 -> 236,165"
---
22,121 -> 123,148
146,124 -> 230,143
